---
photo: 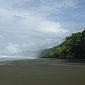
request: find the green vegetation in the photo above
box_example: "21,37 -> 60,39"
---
42,29 -> 85,58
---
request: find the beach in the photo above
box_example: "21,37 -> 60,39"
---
0,59 -> 85,85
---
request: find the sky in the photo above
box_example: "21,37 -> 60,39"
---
0,0 -> 85,58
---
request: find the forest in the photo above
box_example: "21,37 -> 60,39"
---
41,29 -> 85,58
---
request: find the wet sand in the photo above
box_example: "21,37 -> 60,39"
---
0,59 -> 85,85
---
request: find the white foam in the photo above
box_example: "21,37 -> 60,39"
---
0,55 -> 36,61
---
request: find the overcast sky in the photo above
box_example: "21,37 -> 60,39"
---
0,0 -> 85,58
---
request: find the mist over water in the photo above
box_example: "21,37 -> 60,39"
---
0,54 -> 37,61
0,49 -> 41,60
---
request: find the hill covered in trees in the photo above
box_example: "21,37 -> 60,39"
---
40,29 -> 85,58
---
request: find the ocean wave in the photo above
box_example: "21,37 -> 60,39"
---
0,55 -> 36,61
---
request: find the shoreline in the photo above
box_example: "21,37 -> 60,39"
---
0,58 -> 85,66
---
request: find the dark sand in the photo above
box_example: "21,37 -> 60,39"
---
0,59 -> 85,85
